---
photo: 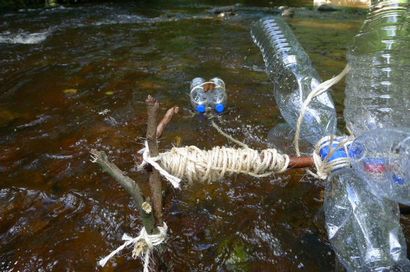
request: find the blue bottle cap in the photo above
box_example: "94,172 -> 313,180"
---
319,144 -> 348,162
215,103 -> 225,113
317,136 -> 352,172
349,143 -> 365,160
196,104 -> 206,113
392,174 -> 406,185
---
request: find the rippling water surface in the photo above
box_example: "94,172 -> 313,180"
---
2,2 -> 405,271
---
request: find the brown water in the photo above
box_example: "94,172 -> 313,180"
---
2,2 -> 407,271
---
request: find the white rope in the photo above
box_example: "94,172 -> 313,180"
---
294,65 -> 350,157
158,146 -> 290,184
311,135 -> 353,179
211,121 -> 249,148
138,122 -> 289,185
98,222 -> 168,271
140,141 -> 181,188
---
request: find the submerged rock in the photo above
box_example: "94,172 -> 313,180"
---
317,4 -> 339,12
208,5 -> 238,15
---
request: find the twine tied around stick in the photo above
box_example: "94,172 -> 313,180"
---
98,222 -> 168,272
293,65 -> 352,179
139,141 -> 182,188
160,145 -> 290,184
294,64 -> 350,157
311,135 -> 353,179
139,142 -> 290,185
138,123 -> 290,185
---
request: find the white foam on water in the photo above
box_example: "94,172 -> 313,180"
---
0,31 -> 50,44
92,14 -> 146,26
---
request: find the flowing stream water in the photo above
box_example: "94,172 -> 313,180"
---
1,1 -> 408,271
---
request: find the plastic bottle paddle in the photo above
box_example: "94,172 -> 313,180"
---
252,17 -> 361,270
251,16 -> 336,145
350,128 -> 410,205
252,15 -> 410,271
340,0 -> 410,269
344,0 -> 410,201
344,0 -> 410,136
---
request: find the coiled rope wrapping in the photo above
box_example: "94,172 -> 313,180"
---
158,146 -> 290,184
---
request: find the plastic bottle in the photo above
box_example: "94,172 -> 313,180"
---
251,17 -> 361,270
251,15 -> 409,271
344,0 -> 410,136
349,128 -> 410,205
190,77 -> 207,113
325,169 -> 409,271
209,77 -> 227,113
251,16 -> 337,145
340,0 -> 410,269
316,136 -> 409,270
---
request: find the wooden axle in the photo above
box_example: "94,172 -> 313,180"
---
288,156 -> 314,169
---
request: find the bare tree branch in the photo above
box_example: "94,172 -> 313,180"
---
156,106 -> 179,139
288,156 -> 314,169
90,149 -> 156,234
145,95 -> 163,226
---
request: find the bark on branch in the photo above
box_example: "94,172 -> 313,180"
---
288,156 -> 314,169
145,95 -> 163,226
90,149 -> 156,234
156,106 -> 179,139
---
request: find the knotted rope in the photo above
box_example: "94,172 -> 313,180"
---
139,141 -> 182,188
98,222 -> 168,271
294,65 -> 350,157
293,65 -> 352,179
311,135 -> 353,179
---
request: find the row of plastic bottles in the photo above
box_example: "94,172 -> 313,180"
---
251,2 -> 410,269
190,77 -> 227,113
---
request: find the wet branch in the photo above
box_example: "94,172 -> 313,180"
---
156,106 -> 179,139
288,156 -> 314,169
90,149 -> 156,234
146,96 -> 163,226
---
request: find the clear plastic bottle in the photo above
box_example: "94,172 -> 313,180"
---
251,15 -> 409,271
251,17 -> 361,270
344,0 -> 410,136
316,134 -> 409,270
251,16 -> 336,145
340,0 -> 410,269
209,77 -> 227,113
349,128 -> 410,205
190,77 -> 207,113
325,169 -> 408,271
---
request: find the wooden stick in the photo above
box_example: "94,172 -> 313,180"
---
90,149 -> 156,234
145,95 -> 163,226
156,106 -> 179,138
288,156 -> 314,169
